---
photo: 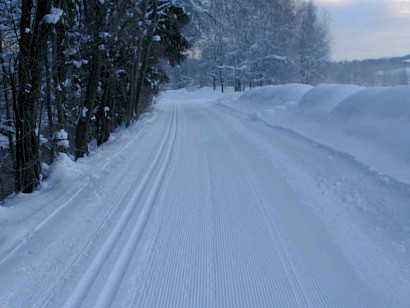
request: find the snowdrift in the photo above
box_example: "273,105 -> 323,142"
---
296,84 -> 362,119
331,86 -> 410,121
238,84 -> 313,107
230,84 -> 312,119
226,83 -> 410,183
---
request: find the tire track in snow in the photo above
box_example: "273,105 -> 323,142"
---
63,106 -> 177,308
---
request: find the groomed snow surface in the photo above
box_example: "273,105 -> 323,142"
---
0,85 -> 409,307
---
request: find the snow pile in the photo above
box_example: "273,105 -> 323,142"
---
296,84 -> 362,120
224,83 -> 410,183
323,86 -> 410,180
164,86 -> 237,107
331,86 -> 410,121
237,84 -> 312,110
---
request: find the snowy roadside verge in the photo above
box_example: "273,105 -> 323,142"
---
0,109 -> 158,261
218,84 -> 410,185
211,86 -> 410,304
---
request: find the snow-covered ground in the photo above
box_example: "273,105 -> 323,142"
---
221,84 -> 410,184
0,87 -> 409,307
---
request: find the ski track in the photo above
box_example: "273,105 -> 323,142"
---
0,111 -> 158,267
0,107 -> 170,307
63,106 -> 177,308
0,93 -> 409,307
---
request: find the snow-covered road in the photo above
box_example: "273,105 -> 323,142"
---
0,90 -> 409,307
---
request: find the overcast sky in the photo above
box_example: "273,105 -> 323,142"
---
314,0 -> 410,61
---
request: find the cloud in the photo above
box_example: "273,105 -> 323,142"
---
314,0 -> 410,60
316,0 -> 410,14
388,0 -> 410,17
314,0 -> 359,7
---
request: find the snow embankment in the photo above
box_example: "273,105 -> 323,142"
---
237,84 -> 313,109
0,111 -> 156,260
222,84 -> 410,184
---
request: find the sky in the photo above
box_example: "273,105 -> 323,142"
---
314,0 -> 410,60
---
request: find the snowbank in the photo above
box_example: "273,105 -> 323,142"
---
238,84 -> 313,107
224,83 -> 410,183
163,87 -> 237,107
0,110 -> 157,260
296,84 -> 362,119
331,86 -> 410,121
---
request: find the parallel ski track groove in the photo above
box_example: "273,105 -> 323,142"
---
63,106 -> 177,308
130,108 -> 201,307
0,114 -> 162,308
94,105 -> 179,308
0,114 -> 158,268
126,109 -> 182,307
127,107 -> 215,308
38,126 -> 164,308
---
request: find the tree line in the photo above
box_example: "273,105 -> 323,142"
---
324,58 -> 410,86
171,0 -> 330,90
0,0 -> 190,196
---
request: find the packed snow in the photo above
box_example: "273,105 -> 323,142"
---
0,87 -> 409,307
221,84 -> 410,184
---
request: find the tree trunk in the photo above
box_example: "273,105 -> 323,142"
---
0,29 -> 15,164
126,58 -> 136,126
125,0 -> 148,126
96,73 -> 113,146
75,0 -> 103,159
75,51 -> 102,158
219,70 -> 224,93
15,0 -> 51,193
45,46 -> 55,162
52,23 -> 68,130
135,0 -> 159,118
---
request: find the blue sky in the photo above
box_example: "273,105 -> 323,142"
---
314,0 -> 410,60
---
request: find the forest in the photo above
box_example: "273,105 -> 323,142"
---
0,0 -> 190,197
173,0 -> 330,90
